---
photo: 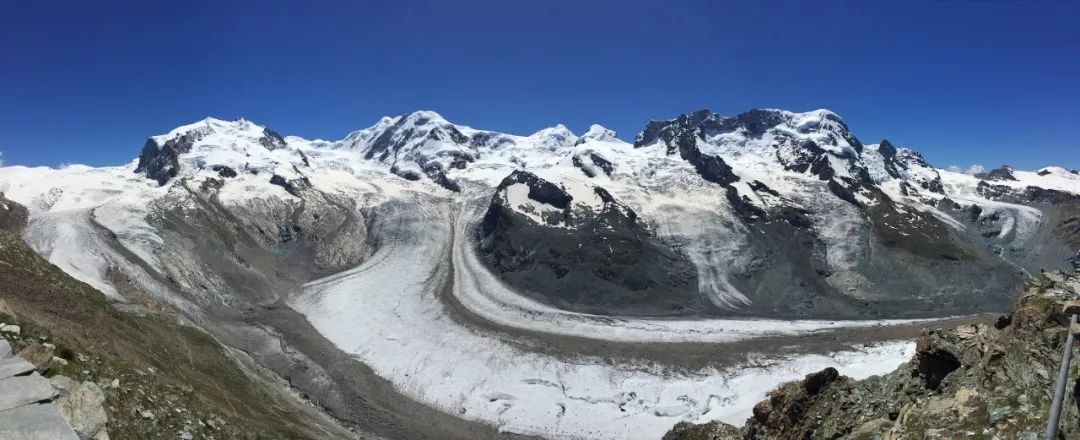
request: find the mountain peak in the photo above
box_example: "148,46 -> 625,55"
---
580,124 -> 619,143
528,124 -> 578,151
135,116 -> 288,185
530,123 -> 574,137
399,110 -> 450,126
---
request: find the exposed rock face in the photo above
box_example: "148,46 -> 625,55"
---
0,336 -> 79,440
978,165 -> 1019,181
268,174 -> 311,197
478,171 -> 703,316
874,139 -> 944,193
572,151 -> 615,177
258,127 -> 287,150
0,192 -> 29,234
662,421 -> 742,440
56,381 -> 109,440
135,133 -> 202,186
211,165 -> 237,178
663,270 -> 1080,439
634,109 -> 740,185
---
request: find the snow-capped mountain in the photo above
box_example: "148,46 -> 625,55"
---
6,108 -> 1079,315
1,108 -> 1078,439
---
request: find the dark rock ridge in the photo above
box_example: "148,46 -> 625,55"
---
977,165 -> 1018,181
259,127 -> 287,150
135,131 -> 204,186
572,152 -> 614,177
268,174 -> 311,197
662,270 -> 1080,439
878,139 -> 944,193
0,192 -> 29,234
211,165 -> 237,178
633,109 -> 740,185
478,171 -> 703,316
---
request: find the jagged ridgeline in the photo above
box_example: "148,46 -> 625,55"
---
4,109 -> 1079,322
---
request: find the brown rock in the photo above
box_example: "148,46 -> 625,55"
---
850,418 -> 894,439
662,421 -> 742,440
17,342 -> 55,373
803,367 -> 839,395
751,399 -> 772,423
1062,300 -> 1080,316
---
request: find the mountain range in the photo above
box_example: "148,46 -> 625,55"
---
1,108 -> 1078,439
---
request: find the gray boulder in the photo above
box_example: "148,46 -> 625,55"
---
0,403 -> 79,440
56,381 -> 109,440
0,373 -> 59,412
0,356 -> 35,380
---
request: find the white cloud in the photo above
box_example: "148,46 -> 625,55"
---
948,164 -> 984,175
0,151 -> 4,167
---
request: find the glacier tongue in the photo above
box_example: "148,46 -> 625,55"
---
289,189 -> 919,439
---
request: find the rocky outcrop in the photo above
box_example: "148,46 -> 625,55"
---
268,173 -> 311,197
0,337 -> 80,440
634,109 -> 741,185
663,269 -> 1080,439
55,379 -> 109,440
0,192 -> 29,234
978,165 -> 1019,181
663,421 -> 742,440
135,132 -> 203,186
572,151 -> 615,177
478,171 -> 703,316
259,127 -> 287,150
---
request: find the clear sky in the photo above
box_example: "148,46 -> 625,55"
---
1,1 -> 1077,170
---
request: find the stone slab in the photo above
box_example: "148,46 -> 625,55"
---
0,356 -> 35,380
0,373 -> 59,412
0,403 -> 80,440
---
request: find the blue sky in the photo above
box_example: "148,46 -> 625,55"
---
1,1 -> 1077,170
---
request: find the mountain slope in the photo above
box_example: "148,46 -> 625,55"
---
0,194 -> 355,440
664,269 -> 1080,439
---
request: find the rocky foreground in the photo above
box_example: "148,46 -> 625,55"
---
665,270 -> 1080,439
